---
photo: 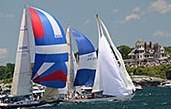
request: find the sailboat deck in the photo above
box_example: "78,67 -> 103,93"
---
66,94 -> 134,103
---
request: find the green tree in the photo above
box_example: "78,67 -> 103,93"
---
117,45 -> 133,59
0,66 -> 6,80
164,46 -> 171,56
0,63 -> 14,83
5,63 -> 14,79
126,63 -> 171,79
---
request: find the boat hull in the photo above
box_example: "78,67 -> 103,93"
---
67,94 -> 134,103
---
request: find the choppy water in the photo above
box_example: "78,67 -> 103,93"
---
34,87 -> 171,109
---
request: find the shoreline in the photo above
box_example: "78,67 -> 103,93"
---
132,75 -> 171,87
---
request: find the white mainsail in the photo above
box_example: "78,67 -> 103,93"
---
11,9 -> 32,96
92,15 -> 135,96
58,26 -> 78,95
59,26 -> 74,95
58,27 -> 72,94
100,18 -> 135,93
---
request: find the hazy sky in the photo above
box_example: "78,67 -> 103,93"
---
0,0 -> 171,65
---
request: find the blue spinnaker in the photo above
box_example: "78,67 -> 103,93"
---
71,28 -> 97,86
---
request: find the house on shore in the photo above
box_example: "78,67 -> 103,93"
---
124,40 -> 170,66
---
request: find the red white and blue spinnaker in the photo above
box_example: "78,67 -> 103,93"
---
28,7 -> 68,88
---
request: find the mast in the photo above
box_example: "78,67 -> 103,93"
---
11,8 -> 32,96
96,14 -> 103,38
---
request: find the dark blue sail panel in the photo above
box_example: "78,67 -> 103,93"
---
29,7 -> 68,88
74,69 -> 96,86
71,28 -> 97,86
71,28 -> 95,55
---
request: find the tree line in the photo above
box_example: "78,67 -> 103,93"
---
0,63 -> 14,84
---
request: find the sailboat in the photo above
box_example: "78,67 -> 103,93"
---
93,15 -> 135,97
59,26 -> 97,99
101,17 -> 136,93
67,15 -> 135,102
92,15 -> 135,97
0,7 -> 68,108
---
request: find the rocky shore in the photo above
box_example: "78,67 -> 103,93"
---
132,75 -> 171,87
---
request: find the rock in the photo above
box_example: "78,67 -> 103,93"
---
132,75 -> 165,87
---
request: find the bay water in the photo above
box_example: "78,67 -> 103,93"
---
34,86 -> 171,109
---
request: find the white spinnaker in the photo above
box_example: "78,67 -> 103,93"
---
11,9 -> 32,96
100,20 -> 135,92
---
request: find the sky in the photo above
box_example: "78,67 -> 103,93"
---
0,0 -> 171,65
